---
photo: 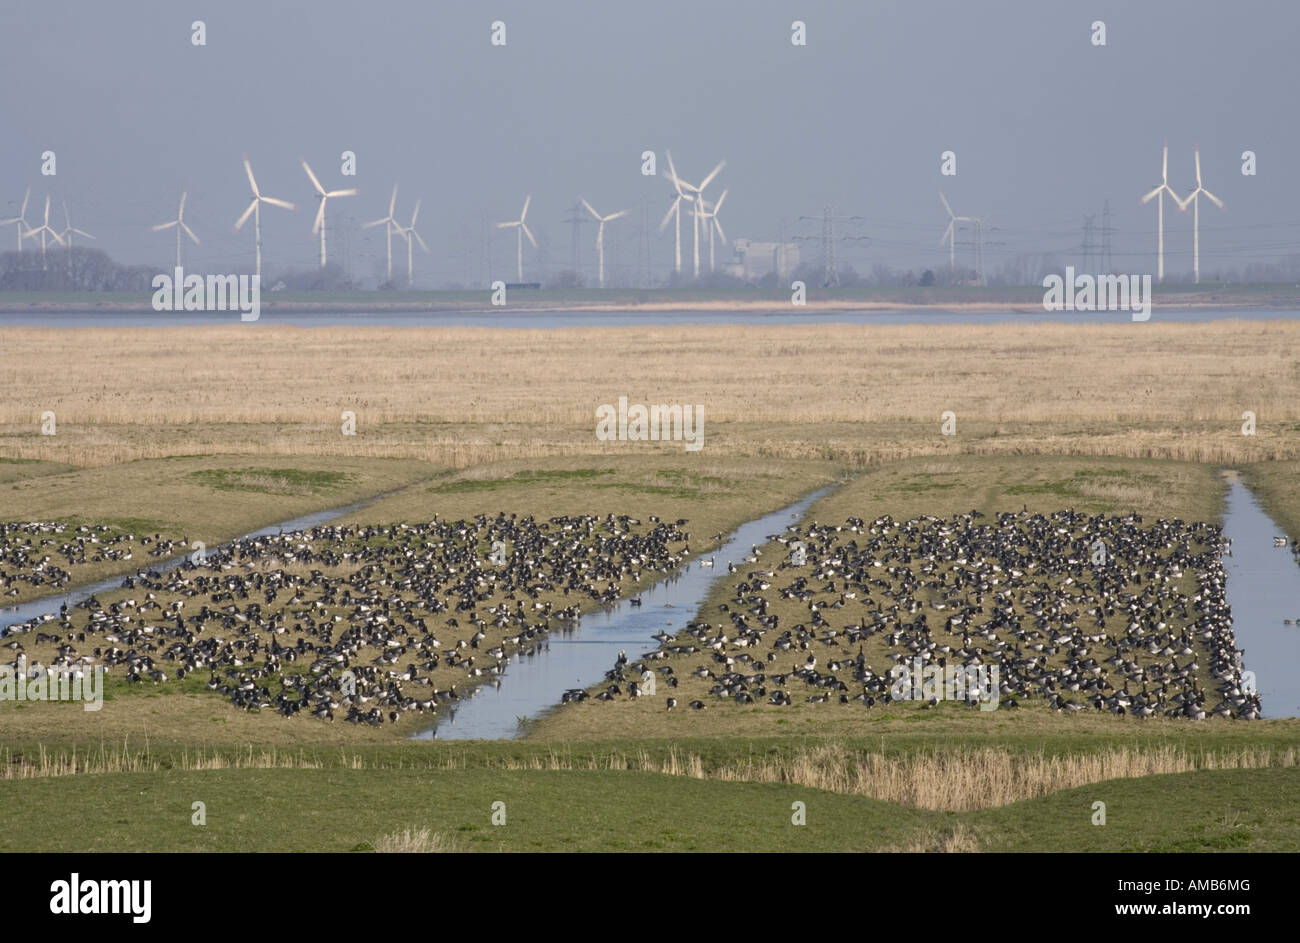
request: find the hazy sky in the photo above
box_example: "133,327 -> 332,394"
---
1,0 -> 1295,286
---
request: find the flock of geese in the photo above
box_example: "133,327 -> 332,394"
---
0,522 -> 187,598
3,513 -> 690,725
592,509 -> 1264,720
1,505 -> 1280,726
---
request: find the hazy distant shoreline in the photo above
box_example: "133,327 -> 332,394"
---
2,289 -> 1298,316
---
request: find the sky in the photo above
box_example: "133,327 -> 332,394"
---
1,0 -> 1296,287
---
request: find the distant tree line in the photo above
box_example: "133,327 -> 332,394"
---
0,248 -> 156,291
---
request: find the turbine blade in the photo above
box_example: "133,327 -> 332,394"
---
1139,186 -> 1162,205
261,197 -> 297,211
497,221 -> 517,229
179,191 -> 188,219
1203,189 -> 1224,209
521,194 -> 531,221
712,189 -> 727,214
410,198 -> 421,227
665,152 -> 685,195
414,231 -> 429,252
698,159 -> 725,191
1195,149 -> 1202,188
72,228 -> 95,240
326,188 -> 358,198
20,187 -> 30,216
1162,144 -> 1168,183
939,192 -> 954,218
243,157 -> 260,197
605,209 -> 628,221
658,201 -> 677,231
581,198 -> 599,220
521,222 -> 537,246
362,217 -> 388,229
181,222 -> 201,245
940,221 -> 953,246
234,200 -> 257,230
713,218 -> 726,244
301,159 -> 326,195
151,221 -> 178,232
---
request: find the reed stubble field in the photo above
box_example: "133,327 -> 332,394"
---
1,321 -> 1297,468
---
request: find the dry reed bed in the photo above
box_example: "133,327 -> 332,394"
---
0,322 -> 1295,425
7,741 -> 1294,812
2,322 -> 1296,467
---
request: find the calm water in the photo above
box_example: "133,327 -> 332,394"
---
1,307 -> 1298,328
416,486 -> 834,740
1221,478 -> 1300,718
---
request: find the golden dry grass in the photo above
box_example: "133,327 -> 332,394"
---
882,823 -> 981,853
488,742 -> 1296,812
8,738 -> 1294,813
1,322 -> 1297,467
372,827 -> 460,853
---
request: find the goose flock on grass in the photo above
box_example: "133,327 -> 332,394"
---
3,513 -> 689,726
585,509 -> 1263,721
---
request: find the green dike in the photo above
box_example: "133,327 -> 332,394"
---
1,765 -> 1295,852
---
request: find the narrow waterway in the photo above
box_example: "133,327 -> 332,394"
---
1220,476 -> 1300,718
0,495 -> 385,635
416,486 -> 835,740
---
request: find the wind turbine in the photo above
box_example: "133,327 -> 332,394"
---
233,156 -> 296,282
301,159 -> 357,268
496,194 -> 536,282
1140,142 -> 1178,282
362,185 -> 401,283
23,196 -> 64,258
57,200 -> 95,251
664,152 -> 725,278
1,188 -> 31,250
396,198 -> 429,286
152,192 -> 201,269
695,189 -> 727,272
939,191 -> 975,271
659,153 -> 689,275
1175,147 -> 1224,285
580,198 -> 627,288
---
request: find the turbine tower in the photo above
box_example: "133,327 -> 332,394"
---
1175,147 -> 1224,285
1140,142 -> 1178,282
496,194 -> 536,282
659,152 -> 691,275
362,185 -> 401,283
939,191 -> 974,271
234,156 -> 296,282
301,159 -> 358,269
664,152 -> 724,278
152,192 -> 201,269
57,200 -> 95,251
580,198 -> 628,288
23,196 -> 64,258
696,189 -> 727,272
397,198 -> 429,286
1,188 -> 31,250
